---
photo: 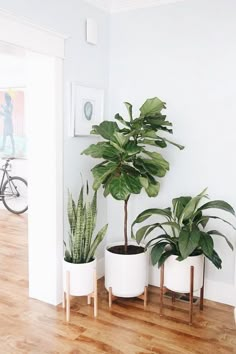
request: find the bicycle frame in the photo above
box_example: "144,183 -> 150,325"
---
0,159 -> 17,200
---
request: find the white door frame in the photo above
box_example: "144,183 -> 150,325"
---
0,9 -> 66,305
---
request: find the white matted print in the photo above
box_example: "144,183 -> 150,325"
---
71,84 -> 104,136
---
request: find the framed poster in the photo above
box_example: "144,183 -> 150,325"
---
70,84 -> 104,136
0,88 -> 26,158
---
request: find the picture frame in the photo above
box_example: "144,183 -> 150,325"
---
70,83 -> 104,136
0,87 -> 27,158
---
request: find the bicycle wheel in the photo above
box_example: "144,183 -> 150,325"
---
2,176 -> 28,214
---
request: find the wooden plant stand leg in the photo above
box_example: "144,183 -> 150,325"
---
200,259 -> 205,311
108,287 -> 117,308
189,266 -> 194,325
138,286 -> 148,308
62,291 -> 66,309
93,271 -> 98,317
66,271 -> 70,322
87,294 -> 91,305
160,264 -> 164,317
171,291 -> 176,310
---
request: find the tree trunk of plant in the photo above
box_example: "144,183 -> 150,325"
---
124,197 -> 130,254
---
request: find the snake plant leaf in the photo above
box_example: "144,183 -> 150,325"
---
199,232 -> 214,258
86,224 -> 108,262
179,229 -> 201,259
124,102 -> 133,121
83,202 -> 93,261
92,162 -> 118,190
140,97 -> 166,117
151,242 -> 168,266
109,175 -> 130,200
207,230 -> 234,251
73,187 -> 85,263
199,200 -> 235,216
92,121 -> 119,140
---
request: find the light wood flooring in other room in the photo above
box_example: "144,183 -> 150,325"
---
0,210 -> 235,354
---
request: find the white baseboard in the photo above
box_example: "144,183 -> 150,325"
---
97,257 -> 236,306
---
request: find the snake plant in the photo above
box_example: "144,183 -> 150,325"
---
64,185 -> 108,263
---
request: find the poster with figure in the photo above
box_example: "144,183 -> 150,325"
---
0,88 -> 26,158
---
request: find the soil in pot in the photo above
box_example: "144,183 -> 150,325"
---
108,245 -> 144,255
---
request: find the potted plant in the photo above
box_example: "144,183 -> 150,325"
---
82,97 -> 183,298
132,188 -> 235,293
63,184 -> 108,318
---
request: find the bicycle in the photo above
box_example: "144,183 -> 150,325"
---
0,157 -> 28,214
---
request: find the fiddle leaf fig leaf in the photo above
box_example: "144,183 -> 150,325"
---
140,97 -> 166,117
109,175 -> 130,200
92,121 -> 119,140
124,102 -> 133,121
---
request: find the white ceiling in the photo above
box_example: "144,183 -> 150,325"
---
85,0 -> 185,13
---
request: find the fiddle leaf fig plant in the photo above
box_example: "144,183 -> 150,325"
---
132,188 -> 236,269
82,97 -> 184,253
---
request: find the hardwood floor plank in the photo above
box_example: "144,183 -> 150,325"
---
0,210 -> 235,354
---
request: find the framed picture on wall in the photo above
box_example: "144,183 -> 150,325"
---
0,87 -> 27,158
70,84 -> 104,136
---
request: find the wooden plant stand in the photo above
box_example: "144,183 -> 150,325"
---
108,286 -> 148,308
159,262 -> 205,325
62,270 -> 98,322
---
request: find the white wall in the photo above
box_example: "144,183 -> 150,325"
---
108,0 -> 236,305
0,0 -> 110,264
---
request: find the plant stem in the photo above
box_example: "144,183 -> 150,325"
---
124,196 -> 130,254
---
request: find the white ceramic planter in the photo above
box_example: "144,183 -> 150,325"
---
63,258 -> 96,296
105,241 -> 149,298
164,254 -> 204,293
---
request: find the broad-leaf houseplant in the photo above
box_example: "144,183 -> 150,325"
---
82,97 -> 183,297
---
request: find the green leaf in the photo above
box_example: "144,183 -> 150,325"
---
113,132 -> 129,147
199,232 -> 214,258
180,188 -> 208,222
125,141 -> 142,156
124,102 -> 133,121
139,176 -> 149,189
199,200 -> 235,216
115,113 -> 130,127
143,151 -> 169,171
158,250 -> 173,268
135,224 -> 154,244
109,175 -> 130,200
151,243 -> 168,266
140,159 -> 168,177
205,250 -> 222,269
123,173 -> 142,194
172,196 -> 191,221
86,224 -> 108,262
197,216 -> 236,231
132,208 -> 171,225
207,230 -> 234,251
179,229 -> 201,259
161,137 -> 185,150
92,162 -> 118,190
92,121 -> 119,140
140,97 -> 166,117
145,180 -> 160,197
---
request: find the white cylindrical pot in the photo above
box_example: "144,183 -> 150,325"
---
105,241 -> 149,298
164,254 -> 204,293
63,258 -> 96,296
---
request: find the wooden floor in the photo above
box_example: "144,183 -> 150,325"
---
0,210 -> 235,354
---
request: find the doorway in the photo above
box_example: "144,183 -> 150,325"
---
0,12 -> 65,306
